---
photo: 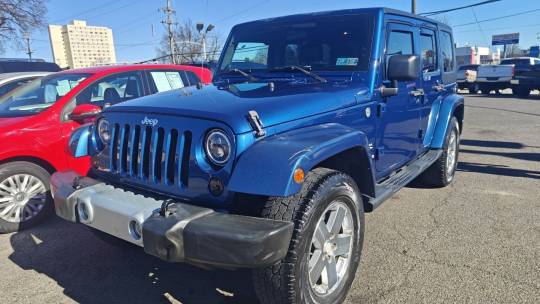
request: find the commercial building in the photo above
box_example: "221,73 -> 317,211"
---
48,20 -> 116,69
456,46 -> 500,66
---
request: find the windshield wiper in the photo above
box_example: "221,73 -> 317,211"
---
269,65 -> 327,83
220,68 -> 259,82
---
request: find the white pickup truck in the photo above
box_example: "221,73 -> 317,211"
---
476,63 -> 514,94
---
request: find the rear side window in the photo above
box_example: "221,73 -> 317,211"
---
420,31 -> 437,72
440,31 -> 455,72
149,71 -> 185,92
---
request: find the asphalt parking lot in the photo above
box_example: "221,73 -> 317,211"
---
0,93 -> 539,304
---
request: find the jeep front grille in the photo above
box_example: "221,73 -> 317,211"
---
109,123 -> 192,187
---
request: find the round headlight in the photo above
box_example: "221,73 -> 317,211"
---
205,129 -> 231,165
97,119 -> 111,145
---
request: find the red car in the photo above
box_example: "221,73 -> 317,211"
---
0,64 -> 211,233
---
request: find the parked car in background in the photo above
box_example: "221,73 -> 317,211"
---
0,64 -> 211,233
505,57 -> 540,98
476,63 -> 514,94
0,72 -> 51,98
53,8 -> 463,304
0,59 -> 61,74
457,64 -> 480,93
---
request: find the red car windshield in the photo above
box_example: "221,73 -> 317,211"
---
0,73 -> 89,117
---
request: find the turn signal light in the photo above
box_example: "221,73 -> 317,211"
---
293,168 -> 305,184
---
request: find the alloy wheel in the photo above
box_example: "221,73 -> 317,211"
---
308,200 -> 354,296
0,174 -> 47,223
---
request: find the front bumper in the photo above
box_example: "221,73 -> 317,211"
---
51,171 -> 293,268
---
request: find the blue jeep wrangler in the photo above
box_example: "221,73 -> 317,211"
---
52,8 -> 463,304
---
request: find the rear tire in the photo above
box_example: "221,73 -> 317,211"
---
415,117 -> 460,188
0,162 -> 53,233
515,86 -> 530,98
253,168 -> 364,304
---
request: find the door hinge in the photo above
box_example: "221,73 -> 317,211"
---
247,110 -> 266,137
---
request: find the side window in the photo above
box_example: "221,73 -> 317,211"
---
420,31 -> 437,72
149,71 -> 185,93
387,31 -> 414,56
440,31 -> 455,72
76,72 -> 143,107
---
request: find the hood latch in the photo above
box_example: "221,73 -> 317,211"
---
247,110 -> 266,138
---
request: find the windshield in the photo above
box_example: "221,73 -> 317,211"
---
0,73 -> 89,117
218,14 -> 375,76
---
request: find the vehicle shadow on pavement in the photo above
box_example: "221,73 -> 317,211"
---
457,161 -> 540,180
460,148 -> 540,162
8,218 -> 260,304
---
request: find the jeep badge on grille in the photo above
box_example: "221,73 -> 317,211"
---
141,117 -> 158,127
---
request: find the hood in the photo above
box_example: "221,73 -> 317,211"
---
106,80 -> 369,134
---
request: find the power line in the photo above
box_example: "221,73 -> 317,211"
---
470,7 -> 488,46
454,8 -> 540,27
215,0 -> 270,23
419,0 -> 502,16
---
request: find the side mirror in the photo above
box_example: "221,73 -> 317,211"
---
388,55 -> 421,82
69,104 -> 101,124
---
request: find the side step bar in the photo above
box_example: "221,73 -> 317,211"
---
369,149 -> 442,210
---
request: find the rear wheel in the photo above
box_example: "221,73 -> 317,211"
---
0,162 -> 53,233
253,168 -> 364,304
415,117 -> 460,187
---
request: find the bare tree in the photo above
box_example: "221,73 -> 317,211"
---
157,19 -> 222,64
0,0 -> 48,53
505,44 -> 523,58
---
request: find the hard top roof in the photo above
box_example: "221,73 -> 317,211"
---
234,7 -> 452,31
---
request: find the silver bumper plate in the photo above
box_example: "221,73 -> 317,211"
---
72,184 -> 163,246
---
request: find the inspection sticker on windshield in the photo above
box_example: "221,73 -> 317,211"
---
336,57 -> 359,66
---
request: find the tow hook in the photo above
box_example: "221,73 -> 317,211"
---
159,199 -> 176,217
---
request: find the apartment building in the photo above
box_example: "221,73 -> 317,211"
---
48,20 -> 116,69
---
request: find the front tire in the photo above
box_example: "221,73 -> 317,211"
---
253,168 -> 364,304
0,162 -> 53,233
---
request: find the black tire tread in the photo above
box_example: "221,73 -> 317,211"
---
253,168 -> 356,304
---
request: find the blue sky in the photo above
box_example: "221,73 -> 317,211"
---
3,0 -> 540,62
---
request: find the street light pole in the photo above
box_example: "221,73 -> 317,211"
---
197,23 -> 215,62
412,0 -> 416,14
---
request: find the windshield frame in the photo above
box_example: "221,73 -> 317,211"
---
216,13 -> 376,81
0,73 -> 90,118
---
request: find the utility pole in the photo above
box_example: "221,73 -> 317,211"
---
24,32 -> 33,61
161,0 -> 177,64
411,0 -> 416,14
